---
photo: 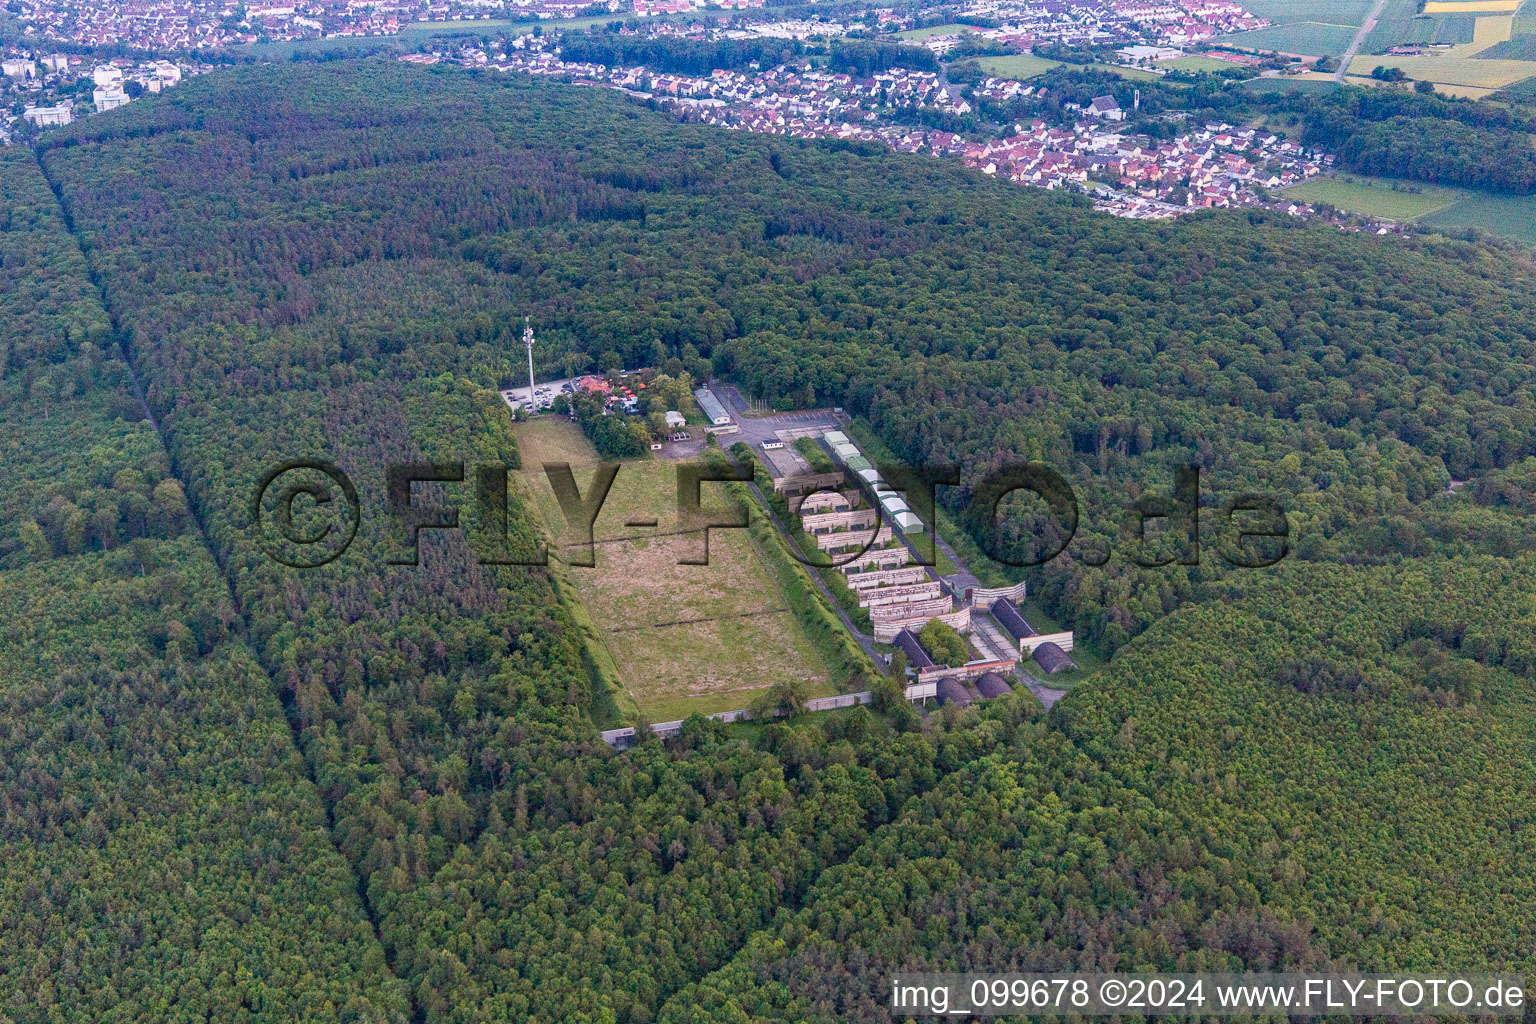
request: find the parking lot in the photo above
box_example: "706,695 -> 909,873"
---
502,376 -> 577,413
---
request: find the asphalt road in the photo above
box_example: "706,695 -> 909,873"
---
1336,0 -> 1390,83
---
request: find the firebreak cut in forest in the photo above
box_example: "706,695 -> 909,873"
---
1,57 -> 1535,1022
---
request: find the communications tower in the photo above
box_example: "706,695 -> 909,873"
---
523,316 -> 536,412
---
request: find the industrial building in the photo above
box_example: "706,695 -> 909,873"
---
694,387 -> 731,425
892,629 -> 934,672
819,429 -> 924,534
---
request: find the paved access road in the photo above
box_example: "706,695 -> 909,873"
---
1336,0 -> 1390,83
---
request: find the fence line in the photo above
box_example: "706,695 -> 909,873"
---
600,681 -> 937,746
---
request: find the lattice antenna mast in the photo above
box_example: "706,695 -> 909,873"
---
523,316 -> 535,411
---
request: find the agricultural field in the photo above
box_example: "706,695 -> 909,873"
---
1424,0 -> 1519,11
1240,0 -> 1378,22
1220,21 -> 1362,56
1420,190 -> 1536,244
1477,3 -> 1536,55
1351,9 -> 1536,87
1362,3 -> 1478,50
1158,55 -> 1249,71
513,418 -> 838,722
1347,51 -> 1535,86
1283,175 -> 1464,219
896,22 -> 972,40
1090,61 -> 1164,80
974,53 -> 1062,78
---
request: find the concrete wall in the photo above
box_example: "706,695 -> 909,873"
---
794,489 -> 860,514
601,682 -> 940,745
858,581 -> 943,608
844,565 -> 931,589
1019,630 -> 1074,653
840,546 -> 911,573
775,471 -> 847,496
802,507 -> 878,533
873,606 -> 971,643
815,525 -> 893,552
968,580 -> 1028,610
919,659 -> 1017,683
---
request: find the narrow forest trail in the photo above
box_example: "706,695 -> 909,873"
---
31,146 -> 421,1023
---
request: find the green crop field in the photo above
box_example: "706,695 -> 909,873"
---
1159,55 -> 1250,72
401,18 -> 509,32
1420,190 -> 1536,244
1090,62 -> 1163,80
514,418 -> 838,722
1349,51 -> 1536,86
1221,22 -> 1363,55
896,22 -> 971,40
974,53 -> 1063,79
1240,0 -> 1377,23
1284,176 -> 1463,219
1240,74 -> 1341,93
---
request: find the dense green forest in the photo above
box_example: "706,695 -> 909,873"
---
0,149 -> 408,1021
6,59 -> 1536,1021
662,560 -> 1536,1021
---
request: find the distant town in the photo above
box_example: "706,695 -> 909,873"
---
0,0 -> 1427,231
2,0 -> 1262,50
479,32 -> 1332,220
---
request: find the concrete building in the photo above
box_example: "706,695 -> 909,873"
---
93,64 -> 123,88
1088,95 -> 1125,120
694,387 -> 731,425
23,103 -> 72,126
94,86 -> 129,112
2,59 -> 36,79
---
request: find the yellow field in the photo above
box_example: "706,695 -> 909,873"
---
1349,9 -> 1525,85
1471,13 -> 1516,45
1348,54 -> 1535,86
512,418 -> 837,722
1423,0 -> 1518,11
1434,82 -> 1500,97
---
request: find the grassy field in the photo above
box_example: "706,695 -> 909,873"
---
504,15 -> 617,36
1350,10 -> 1536,86
1349,51 -> 1536,85
1420,190 -> 1536,244
896,23 -> 971,40
1424,0 -> 1519,11
401,18 -> 510,32
1283,176 -> 1464,219
1239,74 -> 1341,93
1220,22 -> 1362,55
1159,55 -> 1249,72
974,54 -> 1062,79
1089,62 -> 1163,80
513,418 -> 838,722
1239,0 -> 1377,23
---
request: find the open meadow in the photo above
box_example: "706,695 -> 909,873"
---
974,53 -> 1062,79
513,418 -> 837,722
1283,176 -> 1464,219
1420,189 -> 1536,243
896,22 -> 972,40
1159,55 -> 1248,72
